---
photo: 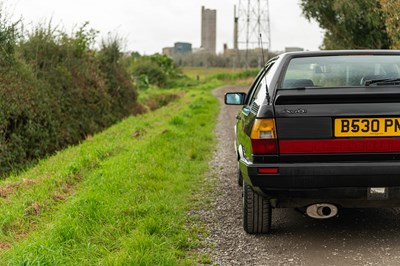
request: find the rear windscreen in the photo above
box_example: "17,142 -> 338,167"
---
281,55 -> 400,89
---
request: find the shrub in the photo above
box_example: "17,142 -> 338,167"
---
98,35 -> 138,119
129,54 -> 184,88
132,61 -> 167,88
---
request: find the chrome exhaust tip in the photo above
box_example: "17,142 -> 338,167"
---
306,203 -> 338,219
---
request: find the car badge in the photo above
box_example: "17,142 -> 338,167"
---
281,108 -> 307,114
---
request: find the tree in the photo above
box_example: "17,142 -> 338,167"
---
379,0 -> 400,49
300,0 -> 391,49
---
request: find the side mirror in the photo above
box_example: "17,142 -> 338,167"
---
224,92 -> 247,105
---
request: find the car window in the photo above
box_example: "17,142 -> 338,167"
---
247,61 -> 276,111
281,55 -> 400,89
245,70 -> 266,105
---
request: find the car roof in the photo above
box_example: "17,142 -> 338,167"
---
279,50 -> 400,58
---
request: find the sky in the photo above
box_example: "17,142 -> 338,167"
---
8,0 -> 324,54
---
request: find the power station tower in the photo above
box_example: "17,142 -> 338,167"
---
235,0 -> 271,52
201,6 -> 217,54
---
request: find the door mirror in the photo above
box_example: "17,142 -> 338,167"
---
225,92 -> 246,105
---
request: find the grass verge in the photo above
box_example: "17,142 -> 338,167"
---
0,80 -> 222,265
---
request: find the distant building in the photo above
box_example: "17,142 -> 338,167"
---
223,46 -> 270,68
162,47 -> 175,57
201,6 -> 217,54
174,42 -> 192,54
162,42 -> 192,57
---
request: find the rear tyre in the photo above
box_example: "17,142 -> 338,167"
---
243,182 -> 272,234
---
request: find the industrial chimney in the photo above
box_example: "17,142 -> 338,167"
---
234,5 -> 238,50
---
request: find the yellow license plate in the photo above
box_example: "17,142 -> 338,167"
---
334,118 -> 400,137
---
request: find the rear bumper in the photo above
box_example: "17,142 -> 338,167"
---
240,160 -> 400,208
241,160 -> 400,188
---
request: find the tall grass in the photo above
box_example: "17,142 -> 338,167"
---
0,81 -> 221,265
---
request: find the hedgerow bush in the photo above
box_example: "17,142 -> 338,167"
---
129,54 -> 185,89
97,36 -> 138,118
0,20 -> 139,175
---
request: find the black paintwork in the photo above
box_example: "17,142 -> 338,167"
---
230,50 -> 400,208
276,117 -> 332,139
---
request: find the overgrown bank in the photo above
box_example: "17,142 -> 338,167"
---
0,14 -> 189,176
0,80 -> 221,264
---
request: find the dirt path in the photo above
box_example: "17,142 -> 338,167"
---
200,86 -> 400,265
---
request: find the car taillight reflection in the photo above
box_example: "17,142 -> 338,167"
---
258,167 -> 279,174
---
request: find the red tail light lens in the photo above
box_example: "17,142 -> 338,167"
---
250,119 -> 278,155
251,139 -> 278,154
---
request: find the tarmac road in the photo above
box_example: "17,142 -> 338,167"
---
200,86 -> 400,266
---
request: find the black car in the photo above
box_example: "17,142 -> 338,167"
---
225,50 -> 400,234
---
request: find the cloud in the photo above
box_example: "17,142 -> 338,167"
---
10,0 -> 322,54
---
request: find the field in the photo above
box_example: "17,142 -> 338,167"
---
182,67 -> 244,79
182,67 -> 258,86
0,80 -> 222,264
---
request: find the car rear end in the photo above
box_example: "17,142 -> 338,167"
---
245,52 -> 400,210
228,52 -> 400,234
226,51 -> 400,233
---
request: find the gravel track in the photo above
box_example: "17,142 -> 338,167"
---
199,86 -> 400,266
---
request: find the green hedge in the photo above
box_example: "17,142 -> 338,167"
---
0,23 -> 139,175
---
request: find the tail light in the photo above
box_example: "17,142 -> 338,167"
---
250,119 -> 278,155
